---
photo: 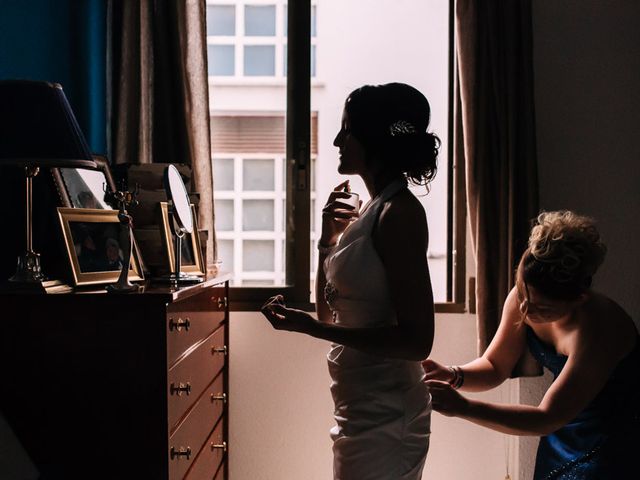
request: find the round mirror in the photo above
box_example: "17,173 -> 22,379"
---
163,165 -> 193,234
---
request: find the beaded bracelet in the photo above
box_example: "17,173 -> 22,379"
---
447,365 -> 465,390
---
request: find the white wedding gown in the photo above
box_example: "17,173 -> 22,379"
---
323,178 -> 431,480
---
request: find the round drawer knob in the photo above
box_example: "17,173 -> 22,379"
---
212,441 -> 227,453
169,317 -> 190,332
211,392 -> 227,404
212,345 -> 228,356
170,382 -> 192,396
170,446 -> 192,459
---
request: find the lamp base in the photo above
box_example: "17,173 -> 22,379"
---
2,252 -> 72,293
9,251 -> 46,283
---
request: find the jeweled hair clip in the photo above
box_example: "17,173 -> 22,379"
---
389,120 -> 416,136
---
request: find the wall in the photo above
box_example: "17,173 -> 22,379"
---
518,1 -> 640,478
229,310 -> 514,480
0,0 -> 107,153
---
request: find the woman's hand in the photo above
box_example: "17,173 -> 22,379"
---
422,358 -> 456,383
425,380 -> 470,417
261,295 -> 317,334
320,180 -> 361,246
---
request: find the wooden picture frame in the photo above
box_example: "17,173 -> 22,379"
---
51,154 -> 117,209
57,207 -> 144,287
159,202 -> 205,276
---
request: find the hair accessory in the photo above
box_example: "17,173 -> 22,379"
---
389,120 -> 416,136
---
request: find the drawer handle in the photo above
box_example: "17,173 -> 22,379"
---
212,345 -> 228,356
169,317 -> 190,332
211,441 -> 227,453
211,392 -> 227,404
170,446 -> 192,460
214,296 -> 228,309
170,382 -> 192,396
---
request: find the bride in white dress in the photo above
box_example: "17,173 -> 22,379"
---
262,82 -> 440,480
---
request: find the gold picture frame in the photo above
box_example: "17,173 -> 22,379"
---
159,202 -> 205,276
57,208 -> 145,287
51,154 -> 117,209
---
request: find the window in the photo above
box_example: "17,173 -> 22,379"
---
206,1 -> 317,80
211,114 -> 318,288
207,0 -> 464,311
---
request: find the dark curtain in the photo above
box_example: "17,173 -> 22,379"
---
456,0 -> 541,375
108,0 -> 215,265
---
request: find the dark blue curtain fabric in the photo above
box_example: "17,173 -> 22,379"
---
0,0 -> 107,153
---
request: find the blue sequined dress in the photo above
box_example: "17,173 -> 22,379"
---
526,327 -> 640,479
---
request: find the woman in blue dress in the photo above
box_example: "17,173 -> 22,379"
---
423,210 -> 640,479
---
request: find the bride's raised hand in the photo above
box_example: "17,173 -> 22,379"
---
261,295 -> 316,334
320,180 -> 361,246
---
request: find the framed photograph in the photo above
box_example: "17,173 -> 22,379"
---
159,202 -> 205,276
51,154 -> 116,209
57,208 -> 144,287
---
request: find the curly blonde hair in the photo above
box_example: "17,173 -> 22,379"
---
517,211 -> 607,300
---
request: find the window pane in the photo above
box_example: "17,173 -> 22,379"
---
208,45 -> 235,76
207,5 -> 235,36
243,240 -> 274,271
214,199 -> 234,231
311,0 -> 450,302
243,200 -> 274,231
213,158 -> 234,190
217,239 -> 234,272
244,45 -> 275,76
245,5 -> 276,36
243,159 -> 275,191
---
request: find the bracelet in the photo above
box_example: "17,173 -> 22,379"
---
447,365 -> 464,390
317,241 -> 337,255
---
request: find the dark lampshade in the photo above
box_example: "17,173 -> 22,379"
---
0,80 -> 97,289
0,80 -> 96,169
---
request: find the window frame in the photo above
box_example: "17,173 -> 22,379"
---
222,0 -> 466,313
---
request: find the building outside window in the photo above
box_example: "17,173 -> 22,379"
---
207,0 -> 459,307
206,1 -> 317,79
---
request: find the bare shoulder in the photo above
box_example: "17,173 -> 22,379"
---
580,291 -> 637,359
376,189 -> 427,239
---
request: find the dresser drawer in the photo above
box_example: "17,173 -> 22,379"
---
169,373 -> 226,479
168,326 -> 227,428
183,418 -> 226,480
167,287 -> 227,367
170,370 -> 226,437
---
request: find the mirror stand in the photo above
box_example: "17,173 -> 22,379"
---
168,229 -> 203,286
157,203 -> 203,286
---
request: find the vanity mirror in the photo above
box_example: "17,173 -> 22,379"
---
156,165 -> 203,285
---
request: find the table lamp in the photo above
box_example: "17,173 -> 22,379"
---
0,80 -> 97,291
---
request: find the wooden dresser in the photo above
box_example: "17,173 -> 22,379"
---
0,274 -> 231,479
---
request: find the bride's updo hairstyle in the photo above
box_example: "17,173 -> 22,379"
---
344,82 -> 440,187
517,211 -> 607,301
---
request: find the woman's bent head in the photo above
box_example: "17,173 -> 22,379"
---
517,211 -> 607,321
